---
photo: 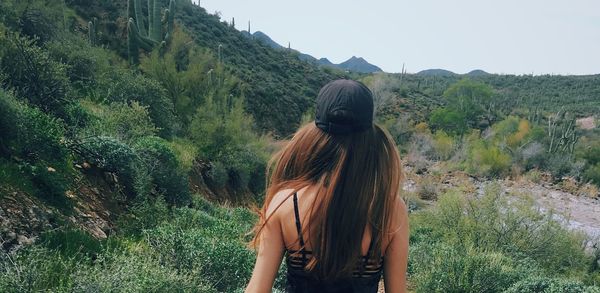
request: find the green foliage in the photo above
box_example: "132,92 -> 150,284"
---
411,244 -> 526,293
45,35 -> 116,95
81,100 -> 158,143
77,136 -> 147,198
429,108 -> 468,135
467,141 -> 512,177
504,277 -> 600,293
0,244 -> 215,293
133,136 -> 191,206
189,89 -> 268,193
175,1 -> 343,135
0,0 -> 70,44
443,78 -> 494,129
0,32 -> 73,119
101,70 -> 176,137
432,131 -> 455,160
410,184 -> 592,277
583,163 -> 600,185
0,90 -> 71,203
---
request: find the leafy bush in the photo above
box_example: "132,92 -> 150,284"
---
466,141 -> 511,177
81,100 -> 158,142
134,136 -> 191,206
504,277 -> 600,293
77,136 -> 148,198
0,90 -> 71,203
432,131 -> 455,160
72,249 -> 215,293
102,70 -> 176,137
429,107 -> 468,135
46,35 -> 115,94
205,160 -> 229,189
411,244 -> 527,293
410,184 -> 592,277
146,205 -> 257,292
0,33 -> 72,119
0,247 -> 78,292
0,90 -> 68,166
584,163 -> 600,186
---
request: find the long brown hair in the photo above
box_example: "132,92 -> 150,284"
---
252,121 -> 402,280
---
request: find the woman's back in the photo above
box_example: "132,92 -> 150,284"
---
245,80 -> 408,293
275,187 -> 391,259
276,187 -> 387,292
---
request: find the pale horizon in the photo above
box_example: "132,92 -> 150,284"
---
195,0 -> 600,75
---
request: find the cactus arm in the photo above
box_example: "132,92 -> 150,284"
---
149,0 -> 162,41
88,20 -> 96,45
127,19 -> 140,64
147,0 -> 154,39
134,0 -> 147,36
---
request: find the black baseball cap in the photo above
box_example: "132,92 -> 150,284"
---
315,79 -> 374,135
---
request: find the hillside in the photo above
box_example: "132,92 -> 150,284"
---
68,0 -> 348,136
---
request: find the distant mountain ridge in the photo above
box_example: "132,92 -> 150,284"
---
417,68 -> 491,76
247,30 -> 383,73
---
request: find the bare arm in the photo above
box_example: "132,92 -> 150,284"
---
383,198 -> 409,293
245,203 -> 285,292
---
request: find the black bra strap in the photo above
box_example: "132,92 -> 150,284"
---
360,231 -> 377,277
292,192 -> 307,263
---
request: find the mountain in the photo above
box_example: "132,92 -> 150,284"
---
250,30 -> 283,49
337,56 -> 383,73
467,69 -> 491,76
248,30 -> 382,73
416,69 -> 458,76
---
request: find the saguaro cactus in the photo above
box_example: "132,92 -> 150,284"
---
127,0 -> 176,64
88,18 -> 96,46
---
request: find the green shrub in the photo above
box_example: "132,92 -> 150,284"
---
81,100 -> 158,142
432,131 -> 455,160
147,208 -> 256,292
504,277 -> 600,293
0,247 -> 79,292
429,107 -> 468,135
0,33 -> 73,119
411,184 -> 591,275
0,90 -> 71,204
134,136 -> 191,206
412,244 -> 527,293
39,229 -> 104,258
77,136 -> 148,198
468,142 -> 511,177
102,70 -> 176,138
46,35 -> 114,93
206,160 -> 229,189
584,163 -> 600,185
72,249 -> 215,293
545,154 -> 577,179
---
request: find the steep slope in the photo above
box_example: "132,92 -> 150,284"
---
175,5 -> 348,136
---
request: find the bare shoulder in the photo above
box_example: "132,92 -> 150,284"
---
389,195 -> 409,235
265,188 -> 296,219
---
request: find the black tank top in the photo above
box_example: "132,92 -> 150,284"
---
285,193 -> 384,293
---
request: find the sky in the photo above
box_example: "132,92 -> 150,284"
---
196,0 -> 600,75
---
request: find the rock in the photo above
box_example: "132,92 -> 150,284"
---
47,167 -> 56,172
7,232 -> 16,240
17,235 -> 33,245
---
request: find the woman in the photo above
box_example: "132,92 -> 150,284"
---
245,79 -> 409,293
